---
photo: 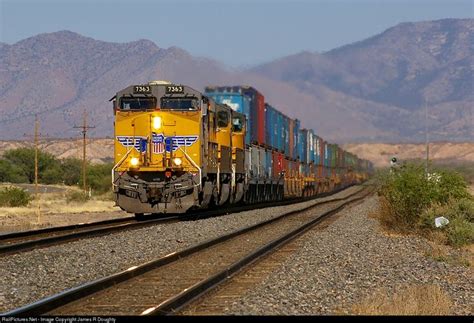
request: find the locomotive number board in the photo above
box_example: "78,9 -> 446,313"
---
166,85 -> 184,94
133,85 -> 152,94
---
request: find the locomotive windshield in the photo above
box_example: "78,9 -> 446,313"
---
160,98 -> 199,111
120,97 -> 156,111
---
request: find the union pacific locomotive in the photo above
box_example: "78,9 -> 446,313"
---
111,81 -> 373,217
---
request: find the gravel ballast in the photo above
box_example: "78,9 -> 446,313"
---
219,196 -> 473,315
0,186 -> 362,313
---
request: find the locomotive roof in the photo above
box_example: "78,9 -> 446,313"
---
115,83 -> 206,100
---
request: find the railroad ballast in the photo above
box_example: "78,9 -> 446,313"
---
111,81 -> 374,216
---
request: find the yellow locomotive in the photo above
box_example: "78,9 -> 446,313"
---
111,81 -> 246,216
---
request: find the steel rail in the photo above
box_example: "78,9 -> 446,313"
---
0,217 -> 135,241
154,189 -> 373,315
0,215 -> 181,256
0,184 -> 364,256
2,185 -> 371,316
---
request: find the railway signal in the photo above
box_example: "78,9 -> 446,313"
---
390,157 -> 397,167
74,110 -> 95,196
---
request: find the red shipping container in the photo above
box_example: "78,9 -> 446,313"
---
272,151 -> 284,177
282,156 -> 289,174
241,86 -> 265,146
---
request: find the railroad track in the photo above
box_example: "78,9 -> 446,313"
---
0,215 -> 181,256
3,185 -> 372,316
0,185 -> 360,256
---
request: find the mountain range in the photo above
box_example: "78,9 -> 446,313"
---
0,18 -> 472,143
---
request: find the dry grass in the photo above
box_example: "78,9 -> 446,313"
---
423,240 -> 471,267
352,284 -> 453,315
462,244 -> 474,267
0,187 -> 116,218
369,198 -> 418,237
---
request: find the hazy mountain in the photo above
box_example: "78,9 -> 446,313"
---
0,19 -> 472,143
251,18 -> 474,141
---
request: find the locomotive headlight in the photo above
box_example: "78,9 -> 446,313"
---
173,157 -> 182,166
130,157 -> 140,167
152,116 -> 162,130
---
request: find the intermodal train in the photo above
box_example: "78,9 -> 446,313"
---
111,81 -> 373,216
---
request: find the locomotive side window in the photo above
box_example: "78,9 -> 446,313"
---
161,98 -> 199,111
120,97 -> 156,110
232,116 -> 243,132
217,110 -> 229,128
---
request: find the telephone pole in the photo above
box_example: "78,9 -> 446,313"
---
424,102 -> 429,175
24,115 -> 46,224
74,110 -> 95,195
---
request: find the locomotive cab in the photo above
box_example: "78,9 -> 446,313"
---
112,81 -> 206,215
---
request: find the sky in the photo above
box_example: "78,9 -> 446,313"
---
0,0 -> 472,67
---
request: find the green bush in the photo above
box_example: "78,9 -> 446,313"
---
42,164 -> 65,185
420,198 -> 474,247
378,162 -> 473,247
3,148 -> 61,184
82,163 -> 113,194
0,186 -> 32,207
0,148 -> 111,195
60,158 -> 82,186
432,162 -> 474,185
0,159 -> 29,183
66,190 -> 90,203
446,217 -> 474,247
379,163 -> 471,225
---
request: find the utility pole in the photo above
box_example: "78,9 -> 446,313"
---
424,101 -> 429,175
34,116 -> 38,200
74,110 -> 95,195
34,116 -> 39,223
24,115 -> 47,224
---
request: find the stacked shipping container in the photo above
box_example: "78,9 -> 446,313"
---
205,85 -> 372,184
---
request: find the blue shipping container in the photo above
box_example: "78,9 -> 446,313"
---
205,86 -> 265,146
265,104 -> 279,150
298,129 -> 307,164
293,119 -> 300,161
283,115 -> 290,157
315,136 -> 321,166
276,112 -> 284,152
204,90 -> 252,145
308,129 -> 315,164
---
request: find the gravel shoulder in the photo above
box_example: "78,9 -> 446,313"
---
214,196 -> 473,315
0,185 -> 362,313
0,210 -> 129,234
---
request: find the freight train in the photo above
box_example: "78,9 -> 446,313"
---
111,81 -> 373,217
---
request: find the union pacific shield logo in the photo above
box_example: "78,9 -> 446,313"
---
117,134 -> 198,154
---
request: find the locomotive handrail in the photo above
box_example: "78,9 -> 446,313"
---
111,149 -> 133,188
179,147 -> 202,190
